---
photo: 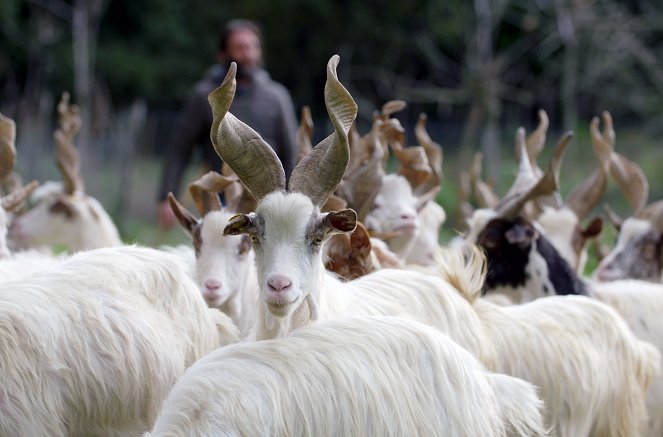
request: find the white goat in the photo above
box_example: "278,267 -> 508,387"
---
0,245 -> 238,436
168,177 -> 258,338
8,93 -> 122,252
213,57 -> 497,369
146,316 -> 546,437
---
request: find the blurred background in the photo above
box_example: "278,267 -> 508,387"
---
1,0 -> 662,246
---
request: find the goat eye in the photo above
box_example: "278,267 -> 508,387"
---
249,234 -> 259,244
312,237 -> 323,246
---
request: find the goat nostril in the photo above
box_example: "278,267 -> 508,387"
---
400,213 -> 415,221
268,276 -> 292,293
204,279 -> 222,291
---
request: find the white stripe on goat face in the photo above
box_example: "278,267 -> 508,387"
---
196,211 -> 252,307
252,192 -> 325,318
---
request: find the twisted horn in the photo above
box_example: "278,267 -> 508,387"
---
524,109 -> 549,175
0,113 -> 17,183
565,169 -> 607,220
289,55 -> 358,206
469,152 -> 499,209
296,106 -> 314,163
497,131 -> 572,219
54,92 -> 84,195
591,112 -> 648,212
209,63 -> 285,201
188,171 -> 238,216
415,113 -> 443,179
1,180 -> 38,212
380,100 -> 407,118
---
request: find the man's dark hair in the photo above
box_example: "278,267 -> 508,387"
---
218,19 -> 263,52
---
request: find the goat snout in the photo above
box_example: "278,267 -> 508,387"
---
267,275 -> 292,293
204,279 -> 222,291
400,212 -> 417,221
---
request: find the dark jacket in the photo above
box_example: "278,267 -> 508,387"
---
158,65 -> 298,201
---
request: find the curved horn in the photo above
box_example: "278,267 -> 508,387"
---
524,109 -> 549,174
380,100 -> 407,118
188,171 -> 238,216
209,63 -> 285,201
1,180 -> 38,212
289,55 -> 358,206
603,204 -> 624,230
565,169 -> 607,220
296,106 -> 314,163
503,128 -> 536,200
497,131 -> 572,219
415,113 -> 443,178
0,113 -> 17,183
635,200 -> 663,233
54,92 -> 84,195
531,131 -> 573,211
591,113 -> 648,212
469,152 -> 499,209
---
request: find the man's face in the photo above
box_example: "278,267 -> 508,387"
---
224,29 -> 262,71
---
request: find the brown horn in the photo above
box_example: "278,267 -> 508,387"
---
591,113 -> 648,212
469,152 -> 499,209
380,100 -> 407,118
0,113 -> 17,183
502,128 -> 537,200
209,63 -> 285,201
221,162 -> 257,214
289,55 -> 358,206
496,131 -> 572,219
565,169 -> 607,220
531,131 -> 573,212
1,180 -> 38,212
635,200 -> 663,233
54,92 -> 84,195
415,113 -> 443,179
188,171 -> 238,216
603,204 -> 624,230
524,109 -> 549,174
296,106 -> 314,163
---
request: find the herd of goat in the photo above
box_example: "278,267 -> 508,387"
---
1,55 -> 663,436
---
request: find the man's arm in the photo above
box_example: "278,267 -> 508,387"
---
157,91 -> 209,202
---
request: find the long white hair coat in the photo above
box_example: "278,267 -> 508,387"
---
147,316 -> 545,437
0,245 -> 238,436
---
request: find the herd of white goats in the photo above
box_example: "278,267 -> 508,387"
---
1,55 -> 663,436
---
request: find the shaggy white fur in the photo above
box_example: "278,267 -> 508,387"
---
146,316 -> 545,437
0,245 -> 238,436
588,279 -> 663,436
248,191 -> 497,368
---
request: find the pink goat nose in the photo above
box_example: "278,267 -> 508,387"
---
204,279 -> 222,291
268,276 -> 292,293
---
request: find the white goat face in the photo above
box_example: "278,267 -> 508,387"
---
224,192 -> 356,318
195,211 -> 252,306
406,201 -> 446,266
9,188 -> 117,251
596,218 -> 662,282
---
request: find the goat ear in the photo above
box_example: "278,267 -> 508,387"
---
350,222 -> 372,257
324,208 -> 357,235
49,197 -> 77,219
168,192 -> 198,235
582,217 -> 603,239
223,213 -> 254,236
505,222 -> 538,245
